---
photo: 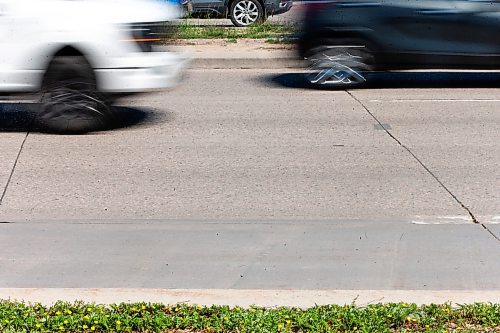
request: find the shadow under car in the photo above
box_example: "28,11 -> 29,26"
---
0,103 -> 173,134
267,71 -> 500,90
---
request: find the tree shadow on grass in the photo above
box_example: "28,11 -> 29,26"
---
0,103 -> 174,134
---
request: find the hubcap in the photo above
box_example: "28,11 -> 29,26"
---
233,0 -> 259,26
41,81 -> 108,121
306,48 -> 368,86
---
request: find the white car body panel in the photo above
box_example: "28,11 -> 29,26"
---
0,0 -> 187,93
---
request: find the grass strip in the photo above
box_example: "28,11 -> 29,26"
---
172,21 -> 297,40
0,301 -> 499,332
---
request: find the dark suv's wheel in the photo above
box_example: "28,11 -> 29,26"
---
38,56 -> 112,134
230,0 -> 264,27
304,40 -> 374,88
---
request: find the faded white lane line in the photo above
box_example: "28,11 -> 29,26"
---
412,215 -> 500,225
412,215 -> 471,225
368,99 -> 500,103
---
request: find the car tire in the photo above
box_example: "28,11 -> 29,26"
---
230,0 -> 264,27
38,56 -> 113,134
305,40 -> 374,88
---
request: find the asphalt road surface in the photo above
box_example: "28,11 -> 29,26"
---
0,69 -> 499,297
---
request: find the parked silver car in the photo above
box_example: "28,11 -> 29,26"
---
183,0 -> 292,26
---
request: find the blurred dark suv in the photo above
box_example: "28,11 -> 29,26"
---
183,0 -> 292,26
299,0 -> 500,87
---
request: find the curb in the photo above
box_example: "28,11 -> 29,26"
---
165,45 -> 304,69
190,57 -> 304,69
2,289 -> 500,307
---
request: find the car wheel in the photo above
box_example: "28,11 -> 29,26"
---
230,0 -> 264,27
305,41 -> 374,88
38,56 -> 113,134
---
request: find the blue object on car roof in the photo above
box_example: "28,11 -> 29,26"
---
156,0 -> 182,5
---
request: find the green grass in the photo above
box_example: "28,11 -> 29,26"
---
172,21 -> 297,40
0,301 -> 499,332
264,37 -> 295,44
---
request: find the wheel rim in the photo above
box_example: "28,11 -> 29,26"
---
40,81 -> 109,122
306,66 -> 366,86
306,47 -> 368,86
233,0 -> 259,26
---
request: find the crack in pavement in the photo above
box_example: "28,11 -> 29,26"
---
346,91 -> 500,242
0,130 -> 31,206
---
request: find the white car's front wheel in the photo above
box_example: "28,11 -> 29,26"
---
230,0 -> 264,27
38,56 -> 113,134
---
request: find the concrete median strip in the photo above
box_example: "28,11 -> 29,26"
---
190,57 -> 303,69
166,42 -> 303,69
1,289 -> 499,307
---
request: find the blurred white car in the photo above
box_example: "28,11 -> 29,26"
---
0,0 -> 188,132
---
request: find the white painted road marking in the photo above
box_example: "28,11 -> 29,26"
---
412,215 -> 500,224
369,99 -> 500,103
412,215 -> 471,225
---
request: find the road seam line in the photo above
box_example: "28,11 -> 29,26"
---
481,223 -> 500,242
347,91 -> 476,221
0,128 -> 31,206
347,91 -> 500,242
347,91 -> 475,221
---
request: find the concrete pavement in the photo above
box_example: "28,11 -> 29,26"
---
351,88 -> 500,224
0,68 -> 499,304
0,70 -> 467,221
0,220 -> 498,290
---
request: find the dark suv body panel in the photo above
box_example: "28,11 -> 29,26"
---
298,0 -> 500,70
